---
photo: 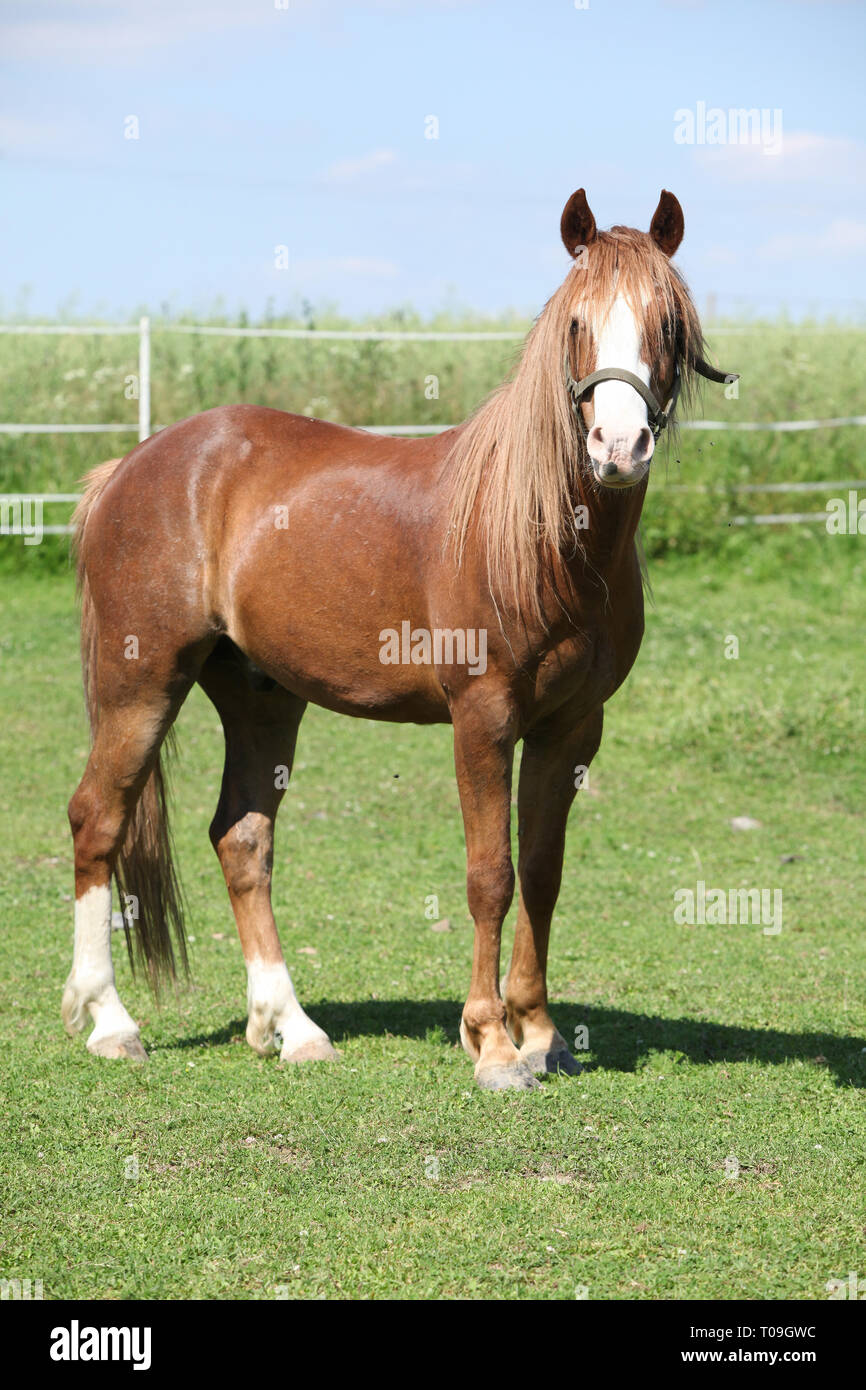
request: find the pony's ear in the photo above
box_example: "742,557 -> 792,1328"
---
560,188 -> 597,257
649,190 -> 684,257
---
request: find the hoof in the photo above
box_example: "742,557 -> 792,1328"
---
520,1046 -> 582,1077
279,1036 -> 338,1064
87,1033 -> 149,1061
476,1062 -> 540,1092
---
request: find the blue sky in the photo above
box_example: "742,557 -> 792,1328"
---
2,0 -> 865,321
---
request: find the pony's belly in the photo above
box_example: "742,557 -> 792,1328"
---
262,658 -> 452,724
228,605 -> 453,724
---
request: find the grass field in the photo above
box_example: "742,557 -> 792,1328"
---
1,519 -> 864,1300
2,313 -> 866,573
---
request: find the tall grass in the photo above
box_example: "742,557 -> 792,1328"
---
1,310 -> 864,572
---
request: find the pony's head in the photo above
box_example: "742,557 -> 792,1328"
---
560,187 -> 700,490
447,189 -> 735,624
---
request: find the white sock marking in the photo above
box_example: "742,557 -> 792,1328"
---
246,958 -> 330,1057
65,884 -> 139,1044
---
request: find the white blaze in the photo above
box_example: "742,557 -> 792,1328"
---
590,293 -> 650,436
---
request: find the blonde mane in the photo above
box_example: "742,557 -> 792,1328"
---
445,226 -> 705,624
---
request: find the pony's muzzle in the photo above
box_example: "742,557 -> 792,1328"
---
587,423 -> 654,488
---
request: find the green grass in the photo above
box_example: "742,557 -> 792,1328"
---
0,525 -> 864,1300
2,312 -> 866,574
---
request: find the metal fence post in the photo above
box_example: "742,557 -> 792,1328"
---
138,316 -> 151,441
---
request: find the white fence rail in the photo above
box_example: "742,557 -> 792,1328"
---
1,318 -> 864,533
0,318 -> 152,443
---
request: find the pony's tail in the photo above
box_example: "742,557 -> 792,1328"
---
113,734 -> 188,993
74,459 -> 188,994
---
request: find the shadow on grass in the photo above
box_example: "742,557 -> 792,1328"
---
171,998 -> 866,1088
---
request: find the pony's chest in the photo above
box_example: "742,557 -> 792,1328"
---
531,618 -> 638,717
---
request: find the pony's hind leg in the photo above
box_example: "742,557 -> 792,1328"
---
199,649 -> 336,1064
63,690 -> 190,1059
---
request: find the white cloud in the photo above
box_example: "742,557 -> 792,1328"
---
0,115 -> 85,158
694,129 -> 866,184
2,0 -> 319,63
702,244 -> 739,267
320,149 -> 398,183
4,0 -> 483,64
821,219 -> 866,252
758,218 -> 866,262
291,256 -> 401,278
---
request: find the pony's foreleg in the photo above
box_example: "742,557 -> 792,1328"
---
504,704 -> 604,1075
452,688 -> 538,1091
203,675 -> 336,1064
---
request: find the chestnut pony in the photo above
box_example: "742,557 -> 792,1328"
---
64,189 -> 735,1091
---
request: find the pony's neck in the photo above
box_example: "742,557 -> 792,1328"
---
567,454 -> 648,591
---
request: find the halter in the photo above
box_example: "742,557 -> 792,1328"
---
565,353 -> 738,441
